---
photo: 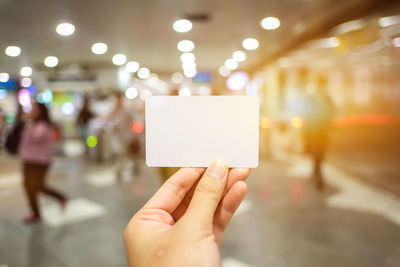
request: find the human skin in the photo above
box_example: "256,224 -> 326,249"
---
124,160 -> 250,267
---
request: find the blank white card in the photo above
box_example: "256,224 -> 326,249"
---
145,96 -> 259,168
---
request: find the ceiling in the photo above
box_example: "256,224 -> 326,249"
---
0,0 -> 397,77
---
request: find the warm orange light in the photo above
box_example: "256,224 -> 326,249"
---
260,117 -> 273,129
291,116 -> 305,128
333,114 -> 400,127
132,122 -> 144,133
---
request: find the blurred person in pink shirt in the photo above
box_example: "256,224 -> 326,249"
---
19,102 -> 68,224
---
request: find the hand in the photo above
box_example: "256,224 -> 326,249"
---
124,160 -> 250,267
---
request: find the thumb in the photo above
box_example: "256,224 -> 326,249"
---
184,160 -> 228,226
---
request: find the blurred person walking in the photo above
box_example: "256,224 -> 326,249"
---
19,102 -> 68,224
77,94 -> 94,158
304,75 -> 334,189
110,92 -> 141,181
0,107 -> 6,149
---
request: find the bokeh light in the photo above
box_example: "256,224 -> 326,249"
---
291,116 -> 305,128
226,71 -> 249,91
218,66 -> 231,77
140,89 -> 152,101
137,68 -> 150,79
86,135 -> 98,148
5,113 -> 14,123
260,17 -> 280,30
91,42 -> 108,54
56,22 -> 75,36
182,61 -> 197,71
0,73 -> 9,83
18,89 -> 31,106
0,89 -> 7,99
179,87 -> 191,96
21,77 -> 32,88
20,67 -> 32,77
180,52 -> 196,62
5,46 -> 21,57
177,40 -> 195,52
112,54 -> 127,66
173,19 -> 193,33
125,87 -> 138,100
61,102 -> 75,115
184,69 -> 197,78
232,50 -> 247,62
132,122 -> 144,133
246,82 -> 258,96
260,117 -> 273,129
44,56 -> 59,67
225,59 -> 239,70
36,89 -> 53,104
242,38 -> 259,50
171,72 -> 184,84
126,61 -> 140,73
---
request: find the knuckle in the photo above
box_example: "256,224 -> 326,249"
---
165,179 -> 186,199
196,180 -> 220,199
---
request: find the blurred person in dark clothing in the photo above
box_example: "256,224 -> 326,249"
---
0,107 -> 6,148
110,91 -> 141,181
77,94 -> 95,157
19,102 -> 68,224
304,74 -> 334,189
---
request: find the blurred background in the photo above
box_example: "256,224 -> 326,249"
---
1,0 -> 400,266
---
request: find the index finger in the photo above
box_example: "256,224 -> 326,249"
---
142,167 -> 205,214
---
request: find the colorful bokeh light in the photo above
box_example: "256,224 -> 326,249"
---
291,116 -> 305,128
86,135 -> 98,148
5,113 -> 14,123
132,122 -> 144,133
260,117 -> 273,129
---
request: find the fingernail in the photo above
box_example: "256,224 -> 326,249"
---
206,160 -> 228,180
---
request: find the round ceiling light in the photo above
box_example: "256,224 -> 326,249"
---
126,61 -> 140,73
182,61 -> 197,72
112,54 -> 127,65
5,46 -> 21,57
260,17 -> 280,30
225,58 -> 238,70
56,23 -> 75,36
44,56 -> 59,67
137,67 -> 150,79
91,43 -> 108,54
173,19 -> 193,33
232,50 -> 247,62
242,38 -> 259,50
177,40 -> 195,52
20,67 -> 32,77
180,52 -> 196,62
184,69 -> 197,78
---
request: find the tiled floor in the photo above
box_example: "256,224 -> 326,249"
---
0,152 -> 400,267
